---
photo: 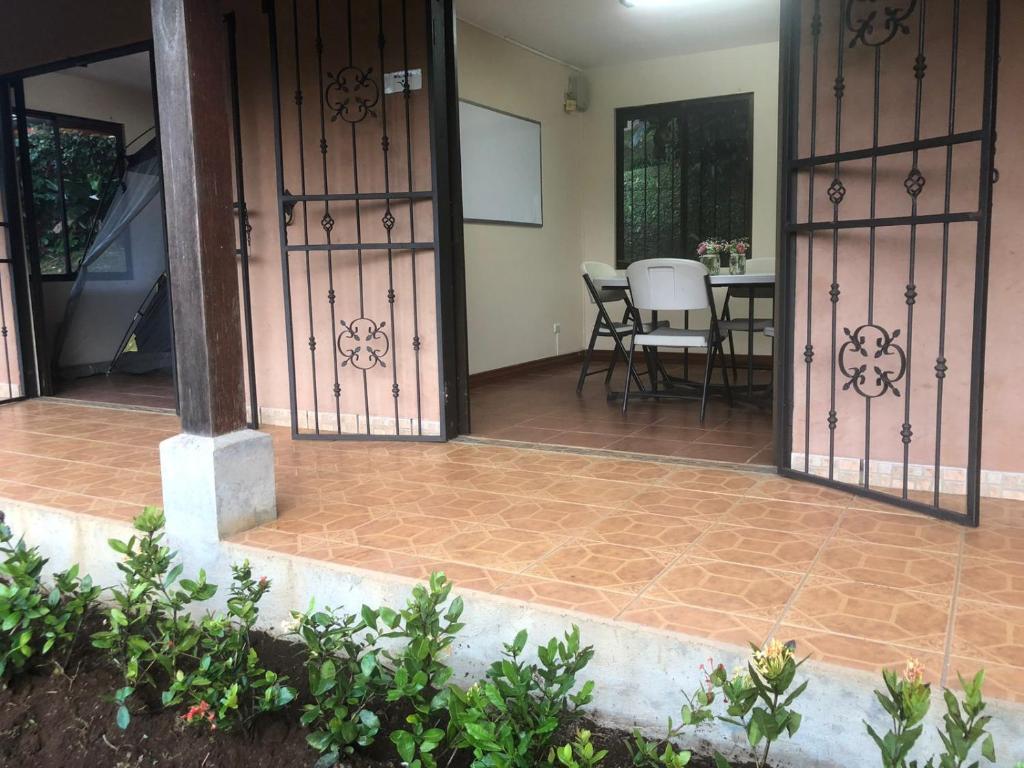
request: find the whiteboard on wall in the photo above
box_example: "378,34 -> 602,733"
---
459,100 -> 542,227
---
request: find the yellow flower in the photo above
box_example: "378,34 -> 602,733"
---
752,639 -> 793,681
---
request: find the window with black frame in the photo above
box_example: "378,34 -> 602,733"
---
616,94 -> 753,269
23,111 -> 125,279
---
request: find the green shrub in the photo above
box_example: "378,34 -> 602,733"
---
865,660 -> 997,768
549,728 -> 608,767
162,561 -> 296,733
711,640 -> 808,768
292,602 -> 392,764
384,571 -> 465,768
448,625 -> 595,768
626,671 -> 717,768
0,516 -> 99,678
91,506 -> 215,728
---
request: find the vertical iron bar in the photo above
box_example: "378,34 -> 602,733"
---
827,2 -> 845,479
346,0 -> 372,435
226,11 -> 260,429
401,0 -> 423,435
803,0 -> 822,474
291,0 -> 319,434
934,0 -> 960,507
377,0 -> 401,434
265,0 -> 300,436
864,45 -> 881,489
965,0 -> 1001,527
313,0 -> 343,433
901,1 -> 928,498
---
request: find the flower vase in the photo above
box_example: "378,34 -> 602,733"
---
700,254 -> 721,276
729,252 -> 747,275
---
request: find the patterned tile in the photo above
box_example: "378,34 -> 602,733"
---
691,524 -> 827,573
958,558 -> 1024,608
495,575 -> 635,619
645,557 -> 802,620
619,597 -> 772,646
951,601 -> 1024,668
811,539 -> 958,596
834,509 -> 964,553
786,577 -> 951,652
526,541 -> 675,594
718,498 -> 843,535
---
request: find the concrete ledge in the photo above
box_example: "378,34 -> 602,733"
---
3,498 -> 1022,767
159,429 -> 276,560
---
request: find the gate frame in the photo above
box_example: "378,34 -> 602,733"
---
773,0 -> 1002,527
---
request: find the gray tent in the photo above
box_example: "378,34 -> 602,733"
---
54,141 -> 172,379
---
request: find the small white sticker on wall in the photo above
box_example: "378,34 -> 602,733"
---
384,68 -> 422,95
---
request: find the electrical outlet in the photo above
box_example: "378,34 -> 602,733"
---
553,323 -> 561,335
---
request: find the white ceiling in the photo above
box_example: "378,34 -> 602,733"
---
54,52 -> 153,94
456,0 -> 780,69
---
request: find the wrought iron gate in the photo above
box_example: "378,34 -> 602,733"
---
0,81 -> 31,405
265,0 -> 443,441
777,0 -> 1000,524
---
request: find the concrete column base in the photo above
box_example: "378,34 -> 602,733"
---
159,429 -> 276,558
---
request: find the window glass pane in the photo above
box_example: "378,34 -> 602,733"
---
58,125 -> 120,272
619,97 -> 752,268
25,117 -> 66,275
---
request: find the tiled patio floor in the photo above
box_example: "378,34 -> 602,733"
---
1,400 -> 1023,702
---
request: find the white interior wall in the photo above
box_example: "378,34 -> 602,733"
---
458,26 -> 780,375
23,62 -> 156,353
457,21 -> 585,375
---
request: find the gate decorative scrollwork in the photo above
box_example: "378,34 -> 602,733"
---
338,317 -> 389,371
845,0 -> 919,48
324,66 -> 379,124
838,324 -> 907,399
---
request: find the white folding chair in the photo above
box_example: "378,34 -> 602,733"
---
578,261 -> 660,394
622,258 -> 732,423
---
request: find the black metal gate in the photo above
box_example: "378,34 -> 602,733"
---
777,0 -> 1000,525
265,0 -> 444,441
0,81 -> 34,406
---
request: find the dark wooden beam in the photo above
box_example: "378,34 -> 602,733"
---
151,0 -> 245,436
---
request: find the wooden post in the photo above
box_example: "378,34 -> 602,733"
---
151,0 -> 245,437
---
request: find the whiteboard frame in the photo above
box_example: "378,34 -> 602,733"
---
458,99 -> 543,228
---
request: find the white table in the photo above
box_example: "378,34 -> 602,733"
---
593,272 -> 776,290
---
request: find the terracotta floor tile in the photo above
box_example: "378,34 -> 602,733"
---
429,526 -> 568,571
745,476 -> 852,507
951,601 -> 1024,667
619,597 -> 772,646
691,524 -> 826,572
811,538 -> 958,596
834,509 -> 964,554
623,488 -> 738,518
962,525 -> 1024,564
582,511 -> 711,552
645,557 -> 802,620
957,558 -> 1024,608
785,577 -> 951,652
718,498 -> 843,535
771,625 -> 945,683
495,575 -> 635,619
694,430 -> 772,449
526,541 -> 676,594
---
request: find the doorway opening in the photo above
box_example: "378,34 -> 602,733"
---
451,0 -> 780,465
15,48 -> 175,411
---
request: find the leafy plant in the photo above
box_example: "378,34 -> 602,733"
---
712,640 -> 807,768
448,625 -> 595,768
865,660 -> 933,768
91,506 -> 215,729
384,572 -> 465,768
293,602 -> 392,765
549,729 -> 608,767
865,661 -> 997,768
626,667 -> 718,768
162,561 -> 296,734
0,516 -> 99,678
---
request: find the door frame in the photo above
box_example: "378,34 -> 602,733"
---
0,40 -> 180,408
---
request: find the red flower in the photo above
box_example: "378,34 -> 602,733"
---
258,576 -> 269,589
